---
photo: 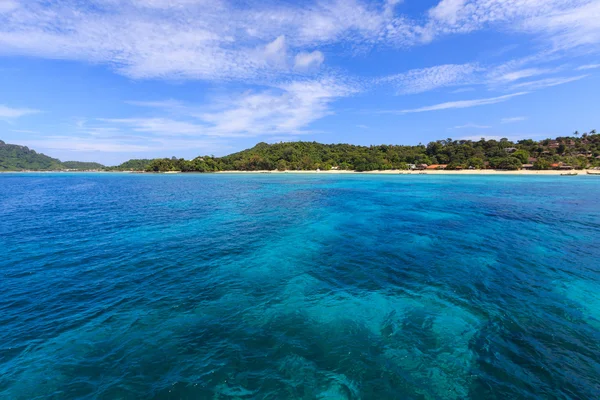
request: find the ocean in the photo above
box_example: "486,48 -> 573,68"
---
1,173 -> 599,399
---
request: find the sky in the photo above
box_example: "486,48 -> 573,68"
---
0,0 -> 599,165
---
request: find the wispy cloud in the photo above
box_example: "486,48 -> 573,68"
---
398,92 -> 528,114
100,78 -> 356,139
454,123 -> 491,129
577,64 -> 600,70
459,134 -> 541,142
493,68 -> 556,83
1,0 -> 597,84
126,99 -> 187,110
0,104 -> 40,119
423,0 -> 600,51
380,63 -> 480,94
501,116 -> 527,124
0,0 -> 18,13
511,75 -> 588,90
450,87 -> 475,93
294,51 -> 325,70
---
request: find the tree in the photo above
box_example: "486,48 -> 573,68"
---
490,157 -> 522,170
512,149 -> 529,164
533,159 -> 551,170
467,157 -> 485,169
277,159 -> 288,171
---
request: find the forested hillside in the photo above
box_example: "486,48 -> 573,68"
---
129,132 -> 600,172
0,140 -> 65,171
62,161 -> 105,170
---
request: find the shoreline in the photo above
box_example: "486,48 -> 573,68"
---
2,169 -> 599,176
215,169 -> 600,176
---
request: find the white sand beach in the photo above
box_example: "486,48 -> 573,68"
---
216,169 -> 600,176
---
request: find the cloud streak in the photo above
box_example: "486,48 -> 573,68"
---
399,92 -> 528,113
0,104 -> 40,118
501,116 -> 527,124
380,63 -> 480,94
454,123 -> 491,129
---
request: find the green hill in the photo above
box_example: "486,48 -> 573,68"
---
0,140 -> 65,171
62,161 -> 105,170
107,159 -> 153,171
138,132 -> 600,172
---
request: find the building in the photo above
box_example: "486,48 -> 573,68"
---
426,164 -> 448,170
522,164 -> 534,170
504,147 -> 518,153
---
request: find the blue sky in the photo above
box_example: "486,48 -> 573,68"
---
0,0 -> 599,165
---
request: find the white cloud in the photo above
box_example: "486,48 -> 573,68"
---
459,134 -> 539,142
0,0 -> 414,81
294,50 -> 325,70
522,1 -> 600,50
22,137 -> 153,153
381,63 -> 480,94
263,35 -> 288,68
454,123 -> 491,129
494,67 -> 555,83
11,129 -> 39,134
0,0 -> 597,83
501,116 -> 527,123
511,74 -> 588,90
102,78 -> 356,138
0,104 -> 40,118
0,0 -> 18,13
399,92 -> 528,113
429,0 -> 467,24
451,87 -> 475,93
423,0 -> 600,52
577,64 -> 600,70
126,99 -> 186,109
100,117 -> 210,136
195,78 -> 356,136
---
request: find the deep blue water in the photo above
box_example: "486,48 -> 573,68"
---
1,173 -> 600,399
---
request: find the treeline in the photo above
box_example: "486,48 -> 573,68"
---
62,161 -> 105,170
0,140 -> 107,171
104,159 -> 153,171
0,140 -> 65,171
112,132 -> 600,172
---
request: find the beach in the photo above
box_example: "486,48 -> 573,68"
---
216,169 -> 600,175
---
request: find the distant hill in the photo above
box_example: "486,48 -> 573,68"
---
107,159 -> 153,171
133,132 -> 600,172
62,161 -> 105,170
0,140 -> 65,171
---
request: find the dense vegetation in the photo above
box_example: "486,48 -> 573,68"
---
105,159 -> 153,171
4,131 -> 600,172
62,161 -> 105,170
0,140 -> 106,171
125,131 -> 600,172
0,140 -> 64,171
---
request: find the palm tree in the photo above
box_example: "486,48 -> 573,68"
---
574,131 -> 580,137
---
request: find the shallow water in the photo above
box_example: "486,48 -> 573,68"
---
1,173 -> 599,399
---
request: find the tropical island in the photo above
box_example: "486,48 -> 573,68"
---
111,131 -> 600,172
2,132 -> 600,173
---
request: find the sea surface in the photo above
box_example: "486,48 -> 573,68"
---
1,173 -> 599,399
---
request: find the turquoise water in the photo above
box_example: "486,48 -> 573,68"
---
1,173 -> 599,399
